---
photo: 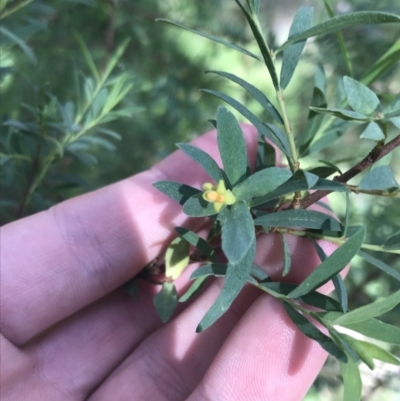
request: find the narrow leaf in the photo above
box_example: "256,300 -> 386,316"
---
154,282 -> 178,323
281,234 -> 292,276
344,76 -> 381,116
340,356 -> 362,401
153,181 -> 200,205
288,227 -> 366,298
191,263 -> 227,279
197,240 -> 256,331
156,19 -> 262,61
280,6 -> 313,89
333,289 -> 400,325
233,167 -> 292,202
358,250 -> 400,281
284,303 -> 347,362
73,30 -> 100,82
277,11 -> 400,53
220,201 -> 255,264
216,106 -> 248,186
310,107 -> 370,121
179,276 -> 207,302
175,227 -> 218,262
207,71 -> 283,123
201,89 -> 288,154
177,143 -> 223,183
383,230 -> 400,250
254,209 -> 343,231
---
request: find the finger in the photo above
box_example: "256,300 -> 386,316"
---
0,125 -> 259,345
187,296 -> 328,401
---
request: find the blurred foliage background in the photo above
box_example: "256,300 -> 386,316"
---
0,0 -> 399,399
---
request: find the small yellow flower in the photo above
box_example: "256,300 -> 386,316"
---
202,180 -> 236,212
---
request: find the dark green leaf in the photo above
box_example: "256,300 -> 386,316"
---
216,106 -> 248,186
259,140 -> 276,170
0,26 -> 37,64
220,201 -> 255,264
179,276 -> 208,303
310,106 -> 370,121
280,6 -> 313,89
250,264 -> 270,282
177,143 -> 223,183
342,318 -> 400,345
183,193 -> 217,217
284,303 -> 347,362
277,11 -> 400,53
175,227 -> 218,262
340,356 -> 362,401
261,282 -> 342,311
201,89 -> 288,155
155,19 -> 262,61
264,123 -> 292,157
233,0 -> 279,90
233,167 -> 292,202
358,250 -> 400,281
358,166 -> 399,191
207,70 -> 283,123
154,282 -> 178,323
307,166 -> 338,178
288,227 -> 366,298
344,76 -> 381,116
197,240 -> 256,331
333,289 -> 400,325
281,234 -> 292,276
311,238 -> 348,312
360,122 -> 385,141
153,181 -> 200,205
254,209 -> 343,231
383,230 -> 400,250
190,263 -> 227,279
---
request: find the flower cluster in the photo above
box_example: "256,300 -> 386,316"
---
202,180 -> 236,212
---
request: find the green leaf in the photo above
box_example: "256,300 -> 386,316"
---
264,123 -> 292,157
197,240 -> 256,331
165,237 -> 190,280
254,209 -> 343,231
385,93 -> 400,116
261,282 -> 342,311
233,0 -> 279,90
277,11 -> 400,53
371,153 -> 392,170
246,0 -> 260,15
281,234 -> 292,276
175,227 -> 218,262
183,193 -> 217,217
0,26 -> 37,64
288,227 -> 366,298
340,334 -> 400,368
343,76 -> 381,116
340,356 -> 362,401
362,38 -> 400,86
390,116 -> 400,129
153,181 -> 200,205
220,201 -> 255,265
201,89 -> 288,155
358,250 -> 400,281
191,263 -> 227,279
283,303 -> 347,362
310,107 -> 370,121
333,289 -> 400,325
341,318 -> 400,345
216,106 -> 248,186
307,166 -> 338,178
153,282 -> 178,323
73,30 -> 100,82
360,121 -> 385,141
383,230 -> 400,250
256,139 -> 276,171
156,19 -> 262,61
280,6 -> 313,89
358,166 -> 399,191
233,167 -> 292,202
179,276 -> 208,303
177,143 -> 223,183
207,70 -> 283,124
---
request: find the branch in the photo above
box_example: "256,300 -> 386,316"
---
299,133 -> 400,209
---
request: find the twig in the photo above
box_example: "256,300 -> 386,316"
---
299,134 -> 400,209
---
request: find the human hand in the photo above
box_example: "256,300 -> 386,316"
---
1,125 -> 339,401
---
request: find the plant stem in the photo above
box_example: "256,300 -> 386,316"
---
0,0 -> 35,20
